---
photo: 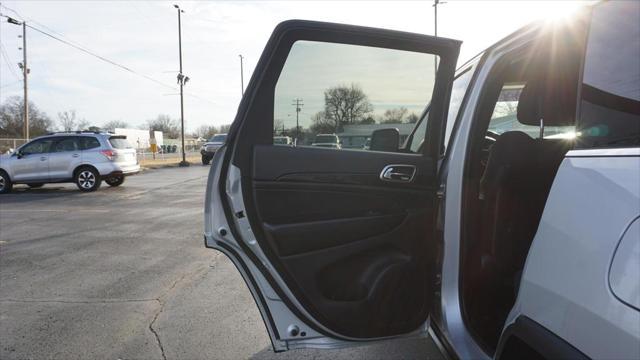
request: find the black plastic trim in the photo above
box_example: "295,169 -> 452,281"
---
495,316 -> 590,360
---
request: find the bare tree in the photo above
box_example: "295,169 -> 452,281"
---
381,107 -> 408,124
323,84 -> 373,132
147,114 -> 180,138
0,96 -> 53,138
194,125 -> 219,139
406,113 -> 419,124
310,111 -> 335,134
103,120 -> 129,132
57,110 -> 76,131
219,124 -> 232,134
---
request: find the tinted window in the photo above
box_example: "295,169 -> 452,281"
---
109,137 -> 133,149
577,1 -> 640,148
79,137 -> 101,150
53,137 -> 79,152
443,66 -> 475,152
20,138 -> 54,155
209,134 -> 227,143
274,40 -> 437,153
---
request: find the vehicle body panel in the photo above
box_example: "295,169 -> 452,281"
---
505,148 -> 640,359
7,152 -> 49,182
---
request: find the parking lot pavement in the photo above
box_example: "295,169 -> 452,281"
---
0,166 -> 444,360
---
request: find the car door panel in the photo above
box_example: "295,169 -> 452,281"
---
205,20 -> 460,351
11,154 -> 49,182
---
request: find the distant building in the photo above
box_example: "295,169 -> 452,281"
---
337,123 -> 415,149
114,128 -> 163,150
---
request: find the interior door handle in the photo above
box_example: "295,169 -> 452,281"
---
380,164 -> 416,183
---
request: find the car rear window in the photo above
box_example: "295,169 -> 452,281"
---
315,135 -> 337,143
208,134 -> 227,143
109,137 -> 133,149
79,136 -> 101,150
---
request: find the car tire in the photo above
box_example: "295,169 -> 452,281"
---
202,156 -> 210,165
27,183 -> 44,188
75,167 -> 101,192
105,175 -> 125,187
0,170 -> 13,194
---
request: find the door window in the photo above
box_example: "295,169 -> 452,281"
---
274,40 -> 438,153
577,1 -> 640,148
79,137 -> 101,150
52,137 -> 79,152
20,138 -> 54,155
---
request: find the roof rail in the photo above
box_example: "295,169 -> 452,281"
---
47,130 -> 103,135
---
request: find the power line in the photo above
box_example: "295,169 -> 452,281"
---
25,24 -> 176,90
0,4 -> 217,105
0,43 -> 20,80
0,79 -> 22,89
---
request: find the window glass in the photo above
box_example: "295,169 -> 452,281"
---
108,137 -> 133,149
79,137 -> 101,150
20,138 -> 54,155
577,1 -> 640,148
274,40 -> 438,153
488,84 -> 574,138
208,134 -> 227,143
53,137 -> 79,152
443,66 -> 475,151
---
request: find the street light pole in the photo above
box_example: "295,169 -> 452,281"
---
174,4 -> 189,167
239,54 -> 244,96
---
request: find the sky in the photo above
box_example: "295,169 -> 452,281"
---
0,0 -> 592,133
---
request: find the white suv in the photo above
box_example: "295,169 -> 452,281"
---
204,2 -> 639,359
0,132 -> 139,193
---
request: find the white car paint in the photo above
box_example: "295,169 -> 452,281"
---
506,148 -> 640,359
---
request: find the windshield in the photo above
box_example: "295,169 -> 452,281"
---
208,134 -> 227,143
314,135 -> 337,144
109,137 -> 133,149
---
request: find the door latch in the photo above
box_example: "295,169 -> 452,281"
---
380,164 -> 416,183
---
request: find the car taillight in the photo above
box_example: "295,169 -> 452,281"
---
100,149 -> 115,161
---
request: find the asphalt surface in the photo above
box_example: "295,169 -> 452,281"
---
0,166 -> 444,360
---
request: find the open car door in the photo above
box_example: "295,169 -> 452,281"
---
205,20 -> 460,352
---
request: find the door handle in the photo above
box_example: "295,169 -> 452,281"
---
380,164 -> 416,183
40,156 -> 47,161
72,154 -> 80,158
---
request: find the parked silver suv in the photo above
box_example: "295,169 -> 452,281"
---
0,132 -> 140,193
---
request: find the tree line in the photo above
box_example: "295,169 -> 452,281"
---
275,84 -> 420,141
0,96 -> 229,139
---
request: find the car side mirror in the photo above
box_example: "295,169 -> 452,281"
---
370,128 -> 400,152
15,150 -> 23,159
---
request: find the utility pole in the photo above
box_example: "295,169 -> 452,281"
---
5,16 -> 28,140
292,99 -> 303,145
239,54 -> 244,96
174,4 -> 189,167
21,22 -> 28,140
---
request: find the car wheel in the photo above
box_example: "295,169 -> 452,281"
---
202,156 -> 210,165
75,167 -> 101,192
0,170 -> 13,194
105,175 -> 125,187
27,183 -> 44,188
